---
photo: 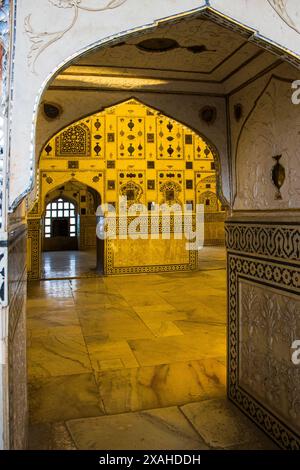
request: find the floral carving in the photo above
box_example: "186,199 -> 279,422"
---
25,0 -> 128,72
267,0 -> 300,34
240,281 -> 300,432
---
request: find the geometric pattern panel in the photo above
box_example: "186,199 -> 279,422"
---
40,98 -> 222,216
43,98 -> 216,163
226,220 -> 300,450
27,219 -> 41,281
226,222 -> 300,262
55,123 -> 91,156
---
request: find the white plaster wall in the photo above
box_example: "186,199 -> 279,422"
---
10,0 -> 300,209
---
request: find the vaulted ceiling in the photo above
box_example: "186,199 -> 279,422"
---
49,16 -> 282,95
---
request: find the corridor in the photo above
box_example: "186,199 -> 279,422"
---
27,251 -> 277,450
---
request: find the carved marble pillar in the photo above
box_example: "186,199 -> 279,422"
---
226,216 -> 300,449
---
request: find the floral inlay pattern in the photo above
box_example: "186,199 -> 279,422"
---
267,0 -> 300,34
25,0 -> 128,72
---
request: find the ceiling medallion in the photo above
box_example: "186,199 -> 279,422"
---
136,38 -> 208,54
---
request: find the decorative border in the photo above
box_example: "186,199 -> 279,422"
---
226,220 -> 300,450
226,221 -> 300,263
27,218 -> 41,281
105,241 -> 197,275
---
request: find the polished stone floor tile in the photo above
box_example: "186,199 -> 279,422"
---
27,324 -> 83,340
174,320 -> 226,335
67,406 -> 209,450
78,309 -> 154,340
85,337 -> 139,371
28,373 -> 104,424
143,320 -> 184,337
121,292 -> 169,307
27,330 -> 92,379
69,278 -> 107,293
42,250 -> 99,280
27,250 -> 233,448
72,290 -> 126,303
96,359 -> 226,414
27,309 -> 81,332
128,328 -> 226,366
181,399 -> 278,450
132,304 -> 187,322
27,299 -> 75,312
28,280 -> 73,298
177,301 -> 227,325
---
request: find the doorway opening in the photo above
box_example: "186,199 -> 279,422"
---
38,180 -> 102,280
44,198 -> 77,249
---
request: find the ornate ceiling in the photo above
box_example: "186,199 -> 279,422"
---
50,16 -> 281,94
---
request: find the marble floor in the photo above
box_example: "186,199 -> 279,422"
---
27,250 -> 277,450
42,249 -> 98,279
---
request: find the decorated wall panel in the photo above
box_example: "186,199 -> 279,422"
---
226,219 -> 300,450
233,74 -> 300,210
39,98 -> 222,213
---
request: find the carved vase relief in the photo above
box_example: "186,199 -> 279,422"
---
235,77 -> 300,210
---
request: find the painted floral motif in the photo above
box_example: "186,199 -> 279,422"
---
49,0 -> 82,7
25,0 -> 128,72
267,0 -> 300,34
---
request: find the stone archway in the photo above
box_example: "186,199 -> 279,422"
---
1,0 -> 300,450
28,178 -> 102,281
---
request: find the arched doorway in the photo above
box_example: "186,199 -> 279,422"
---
28,179 -> 102,280
3,1 -> 299,451
28,98 -> 226,280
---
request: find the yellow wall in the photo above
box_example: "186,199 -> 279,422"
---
36,98 -> 223,213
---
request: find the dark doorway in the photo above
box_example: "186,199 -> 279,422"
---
43,198 -> 78,251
